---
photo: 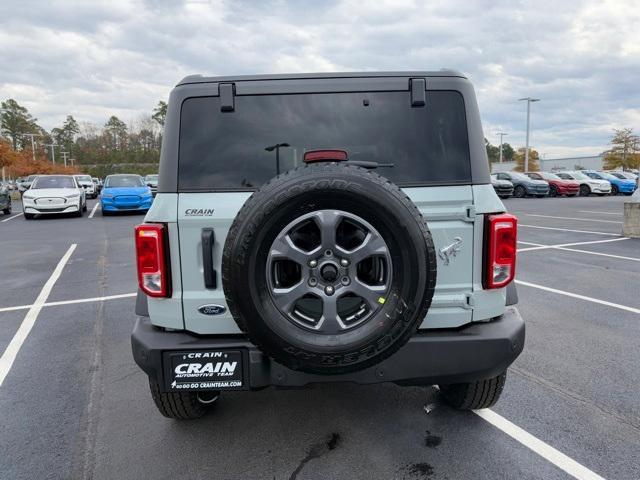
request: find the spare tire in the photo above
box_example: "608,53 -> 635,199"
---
222,163 -> 437,374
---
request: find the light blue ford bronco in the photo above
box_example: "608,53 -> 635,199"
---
131,71 -> 524,419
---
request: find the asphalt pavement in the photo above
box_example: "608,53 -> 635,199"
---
0,195 -> 638,479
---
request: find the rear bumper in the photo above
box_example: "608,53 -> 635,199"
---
132,307 -> 525,392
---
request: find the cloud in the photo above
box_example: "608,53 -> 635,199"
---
1,0 -> 638,158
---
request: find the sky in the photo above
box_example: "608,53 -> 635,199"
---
1,0 -> 638,158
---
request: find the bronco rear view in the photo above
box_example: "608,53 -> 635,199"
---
131,71 -> 524,420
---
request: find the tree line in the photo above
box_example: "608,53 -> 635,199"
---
1,96 -> 638,180
1,99 -> 167,178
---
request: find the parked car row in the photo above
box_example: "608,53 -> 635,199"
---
491,169 -> 637,199
0,173 -> 155,219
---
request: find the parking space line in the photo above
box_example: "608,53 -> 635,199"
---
0,292 -> 137,314
578,211 -> 622,216
519,224 -> 621,236
517,238 -> 629,253
88,202 -> 100,219
1,213 -> 23,222
552,246 -> 640,262
526,214 -> 622,224
0,244 -> 76,387
474,409 -> 606,480
515,280 -> 640,315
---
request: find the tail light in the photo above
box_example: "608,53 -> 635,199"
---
484,214 -> 517,289
135,224 -> 171,297
303,149 -> 348,163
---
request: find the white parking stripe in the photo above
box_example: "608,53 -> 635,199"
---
515,280 -> 640,314
552,246 -> 640,262
517,237 -> 629,253
88,202 -> 100,218
526,214 -> 622,224
518,241 -> 545,246
1,213 -> 23,222
519,224 -> 621,236
578,210 -> 622,216
475,409 -> 606,480
0,292 -> 137,314
0,244 -> 76,387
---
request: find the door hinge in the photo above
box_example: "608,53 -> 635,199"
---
219,83 -> 235,112
409,78 -> 426,107
464,292 -> 475,309
463,205 -> 476,222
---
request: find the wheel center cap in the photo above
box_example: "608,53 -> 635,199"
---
320,264 -> 339,282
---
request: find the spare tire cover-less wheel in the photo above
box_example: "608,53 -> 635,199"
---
222,163 -> 437,375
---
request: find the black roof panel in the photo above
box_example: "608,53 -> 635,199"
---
177,69 -> 466,86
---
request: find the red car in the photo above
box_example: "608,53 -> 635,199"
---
525,171 -> 580,197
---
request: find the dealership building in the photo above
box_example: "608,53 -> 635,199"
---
492,155 -> 604,172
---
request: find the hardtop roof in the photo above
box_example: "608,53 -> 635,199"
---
177,69 -> 466,86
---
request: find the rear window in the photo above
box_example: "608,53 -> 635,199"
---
178,91 -> 471,191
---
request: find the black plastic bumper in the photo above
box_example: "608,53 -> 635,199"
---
132,307 -> 525,391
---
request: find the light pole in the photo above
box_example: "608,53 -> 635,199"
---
21,133 -> 42,161
43,143 -> 58,164
265,143 -> 290,175
496,132 -> 508,163
61,151 -> 69,167
519,97 -> 540,172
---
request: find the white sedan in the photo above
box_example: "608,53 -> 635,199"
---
556,171 -> 611,196
21,175 -> 87,219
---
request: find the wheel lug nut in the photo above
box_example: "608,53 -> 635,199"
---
308,277 -> 318,287
340,258 -> 349,267
325,249 -> 333,257
308,259 -> 317,268
341,276 -> 350,286
325,285 -> 335,296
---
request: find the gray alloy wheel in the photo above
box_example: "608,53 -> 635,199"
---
266,210 -> 392,334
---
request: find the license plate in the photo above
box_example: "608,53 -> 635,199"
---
164,350 -> 243,391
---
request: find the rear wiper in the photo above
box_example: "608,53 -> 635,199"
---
343,161 -> 395,169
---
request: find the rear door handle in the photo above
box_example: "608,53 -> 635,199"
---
201,228 -> 217,289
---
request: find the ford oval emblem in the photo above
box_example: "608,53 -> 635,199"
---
198,304 -> 227,315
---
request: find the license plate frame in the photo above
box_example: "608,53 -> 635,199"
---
163,349 -> 244,392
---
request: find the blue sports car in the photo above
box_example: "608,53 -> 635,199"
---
582,170 -> 636,196
100,174 -> 153,215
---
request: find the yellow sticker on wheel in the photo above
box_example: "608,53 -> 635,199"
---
377,297 -> 386,304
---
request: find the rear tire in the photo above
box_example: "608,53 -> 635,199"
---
148,378 -> 219,420
440,371 -> 507,410
580,185 -> 591,196
549,185 -> 557,197
610,185 -> 619,196
3,207 -> 10,215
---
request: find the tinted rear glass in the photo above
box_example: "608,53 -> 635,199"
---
179,91 -> 470,190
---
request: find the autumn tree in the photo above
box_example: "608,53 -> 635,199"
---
603,128 -> 640,170
513,147 -> 540,172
